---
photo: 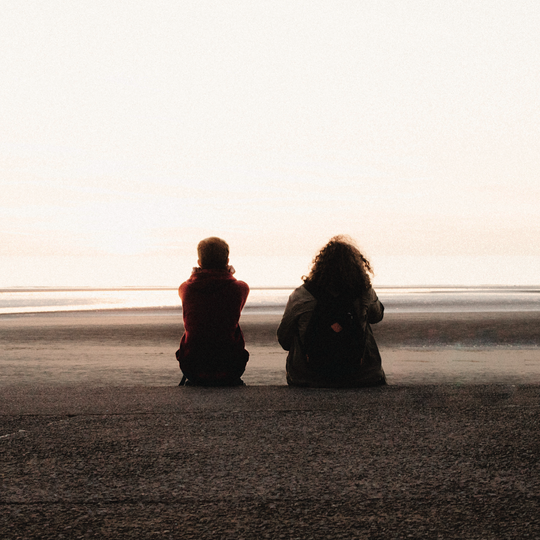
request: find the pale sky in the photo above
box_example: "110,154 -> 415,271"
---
2,1 -> 539,287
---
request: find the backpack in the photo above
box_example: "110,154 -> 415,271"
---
301,290 -> 366,380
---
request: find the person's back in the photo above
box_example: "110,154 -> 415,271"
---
176,237 -> 249,386
277,235 -> 386,388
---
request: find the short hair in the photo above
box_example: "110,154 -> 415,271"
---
197,237 -> 229,269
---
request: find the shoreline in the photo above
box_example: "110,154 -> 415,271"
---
3,283 -> 540,318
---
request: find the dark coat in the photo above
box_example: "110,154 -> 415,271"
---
277,284 -> 385,387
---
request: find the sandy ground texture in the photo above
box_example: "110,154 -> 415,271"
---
1,384 -> 540,539
1,311 -> 540,538
1,310 -> 540,386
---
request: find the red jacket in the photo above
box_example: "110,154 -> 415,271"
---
177,268 -> 249,381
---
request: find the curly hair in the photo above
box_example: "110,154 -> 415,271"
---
303,235 -> 373,298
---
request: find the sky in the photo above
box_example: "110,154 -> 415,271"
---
1,1 -> 539,287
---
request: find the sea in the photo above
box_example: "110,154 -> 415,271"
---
1,286 -> 540,316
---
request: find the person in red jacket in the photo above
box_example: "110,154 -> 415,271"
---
176,237 -> 250,386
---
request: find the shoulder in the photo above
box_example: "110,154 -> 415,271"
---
290,284 -> 314,302
286,284 -> 316,313
233,279 -> 250,298
234,279 -> 249,291
178,272 -> 200,297
178,280 -> 189,298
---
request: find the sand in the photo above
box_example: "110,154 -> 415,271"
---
1,310 -> 539,386
2,384 -> 540,538
2,310 -> 540,537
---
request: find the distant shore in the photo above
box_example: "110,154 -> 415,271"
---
1,310 -> 539,387
2,284 -> 539,316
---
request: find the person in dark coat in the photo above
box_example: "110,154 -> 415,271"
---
277,235 -> 386,387
176,237 -> 249,386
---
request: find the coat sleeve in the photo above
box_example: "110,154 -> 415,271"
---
366,287 -> 384,324
178,281 -> 188,301
236,280 -> 250,310
277,287 -> 317,351
277,295 -> 297,351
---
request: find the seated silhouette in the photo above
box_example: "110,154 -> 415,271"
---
278,235 -> 386,388
176,237 -> 249,386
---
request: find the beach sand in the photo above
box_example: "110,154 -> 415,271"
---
2,310 -> 540,538
1,310 -> 539,387
2,382 -> 540,538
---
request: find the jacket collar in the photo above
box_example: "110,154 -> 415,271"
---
190,266 -> 236,279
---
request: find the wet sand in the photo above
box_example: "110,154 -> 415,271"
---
1,310 -> 539,386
